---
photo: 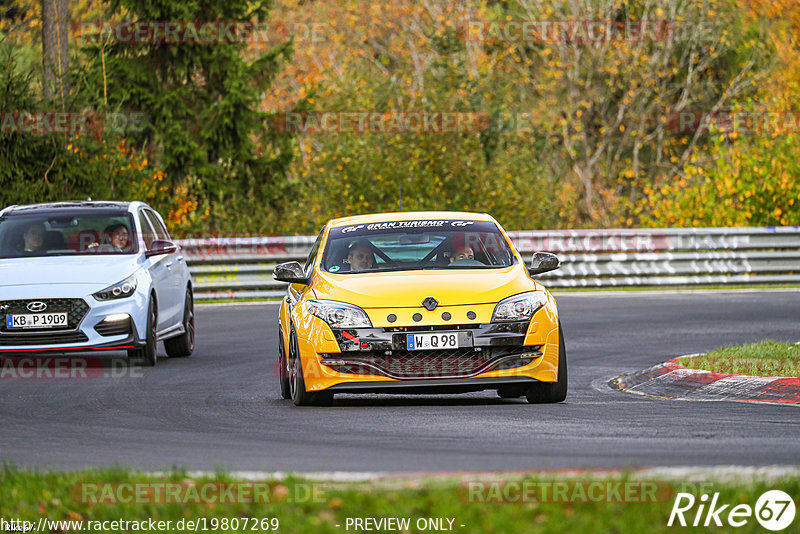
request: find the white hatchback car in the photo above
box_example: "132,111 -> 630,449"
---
0,201 -> 194,365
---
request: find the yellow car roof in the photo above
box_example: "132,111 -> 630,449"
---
329,211 -> 494,228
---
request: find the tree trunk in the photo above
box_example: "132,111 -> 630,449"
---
41,0 -> 69,104
573,162 -> 595,224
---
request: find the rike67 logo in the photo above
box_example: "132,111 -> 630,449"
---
668,490 -> 796,531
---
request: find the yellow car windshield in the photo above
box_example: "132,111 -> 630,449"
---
321,219 -> 516,274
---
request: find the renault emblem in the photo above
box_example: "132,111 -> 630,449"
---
422,297 -> 438,311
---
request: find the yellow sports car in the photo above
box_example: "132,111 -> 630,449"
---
274,211 -> 565,406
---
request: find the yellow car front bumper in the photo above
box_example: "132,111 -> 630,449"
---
293,306 -> 560,393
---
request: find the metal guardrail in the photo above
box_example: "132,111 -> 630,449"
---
176,227 -> 800,299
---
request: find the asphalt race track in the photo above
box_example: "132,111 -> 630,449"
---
1,290 -> 798,473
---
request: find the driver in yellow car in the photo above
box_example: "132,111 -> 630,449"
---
347,240 -> 375,272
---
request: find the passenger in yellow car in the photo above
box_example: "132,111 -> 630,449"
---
448,232 -> 475,263
450,246 -> 474,263
347,240 -> 375,272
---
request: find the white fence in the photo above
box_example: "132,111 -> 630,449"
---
176,227 -> 800,299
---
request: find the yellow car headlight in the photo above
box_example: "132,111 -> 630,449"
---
306,299 -> 372,328
491,291 -> 547,322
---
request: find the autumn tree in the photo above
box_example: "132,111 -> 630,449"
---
82,0 -> 297,232
41,0 -> 69,103
258,0 -> 779,232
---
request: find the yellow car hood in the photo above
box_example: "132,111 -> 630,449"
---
313,264 -> 537,308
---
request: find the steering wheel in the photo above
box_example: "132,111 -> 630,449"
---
448,258 -> 485,267
369,246 -> 397,267
415,239 -> 450,267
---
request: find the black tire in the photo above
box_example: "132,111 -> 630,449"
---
165,288 -> 195,358
278,331 -> 291,399
128,298 -> 157,367
288,330 -> 333,406
526,321 -> 567,404
497,386 -> 525,399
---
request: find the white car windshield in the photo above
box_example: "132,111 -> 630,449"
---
321,219 -> 517,274
0,211 -> 138,258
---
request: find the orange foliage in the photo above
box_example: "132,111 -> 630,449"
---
743,0 -> 800,109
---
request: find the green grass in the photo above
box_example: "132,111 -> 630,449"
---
677,341 -> 800,377
2,467 -> 800,533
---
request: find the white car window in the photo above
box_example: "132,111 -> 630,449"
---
144,210 -> 170,241
138,211 -> 157,250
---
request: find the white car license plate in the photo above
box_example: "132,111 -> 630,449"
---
406,332 -> 469,350
6,313 -> 68,329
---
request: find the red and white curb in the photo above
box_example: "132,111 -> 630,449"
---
613,355 -> 800,405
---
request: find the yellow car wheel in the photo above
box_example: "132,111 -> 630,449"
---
525,321 -> 567,404
289,330 -> 333,407
497,386 -> 526,399
278,331 -> 291,400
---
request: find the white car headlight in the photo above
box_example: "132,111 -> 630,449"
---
94,275 -> 137,301
306,300 -> 372,328
491,291 -> 547,322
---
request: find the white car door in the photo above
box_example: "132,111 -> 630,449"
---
144,209 -> 184,327
137,210 -> 175,331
